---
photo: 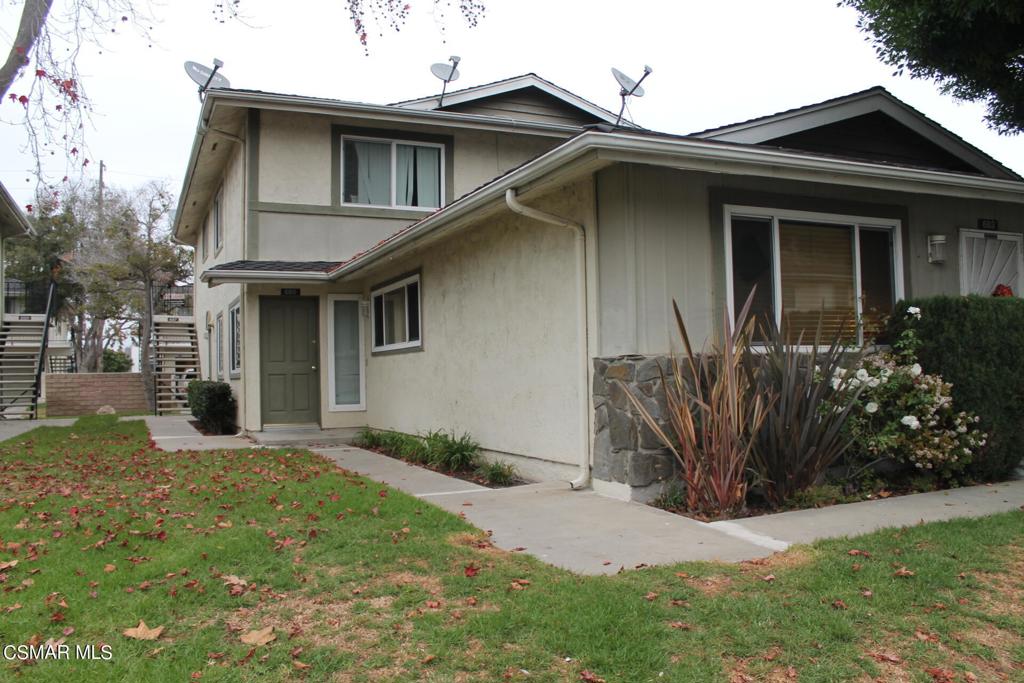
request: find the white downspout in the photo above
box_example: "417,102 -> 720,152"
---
504,188 -> 591,490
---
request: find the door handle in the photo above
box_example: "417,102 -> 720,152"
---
311,366 -> 317,371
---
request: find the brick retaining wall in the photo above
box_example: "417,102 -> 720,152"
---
46,373 -> 150,416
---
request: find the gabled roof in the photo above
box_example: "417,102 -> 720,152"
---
0,182 -> 33,239
693,86 -> 1020,181
392,73 -> 629,127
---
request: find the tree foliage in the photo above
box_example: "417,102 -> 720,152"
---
841,0 -> 1024,134
6,181 -> 190,376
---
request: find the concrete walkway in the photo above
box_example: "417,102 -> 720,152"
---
142,415 -> 255,451
313,445 -> 1024,575
0,417 -> 76,442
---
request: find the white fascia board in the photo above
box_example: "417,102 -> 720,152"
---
327,131 -> 1024,282
394,74 -> 624,125
200,269 -> 332,286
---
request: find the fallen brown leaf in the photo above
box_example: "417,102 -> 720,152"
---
239,626 -> 276,646
893,567 -> 915,578
122,621 -> 164,641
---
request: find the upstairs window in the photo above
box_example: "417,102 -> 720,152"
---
726,206 -> 903,346
371,274 -> 421,352
342,137 -> 443,209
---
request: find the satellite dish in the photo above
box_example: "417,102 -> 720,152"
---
611,65 -> 653,127
612,68 -> 644,98
430,56 -> 461,107
430,61 -> 461,83
185,59 -> 230,101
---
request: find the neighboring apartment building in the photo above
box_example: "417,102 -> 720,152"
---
175,75 -> 1024,499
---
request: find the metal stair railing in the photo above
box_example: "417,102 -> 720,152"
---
29,280 -> 58,418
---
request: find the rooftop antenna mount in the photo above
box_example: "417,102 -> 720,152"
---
430,56 -> 461,107
612,65 -> 652,127
185,58 -> 231,102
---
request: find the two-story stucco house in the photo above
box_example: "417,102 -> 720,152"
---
175,74 -> 1024,501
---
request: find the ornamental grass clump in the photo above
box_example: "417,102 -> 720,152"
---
620,293 -> 768,518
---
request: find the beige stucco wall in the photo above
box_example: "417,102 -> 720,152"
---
253,212 -> 411,263
356,182 -> 590,479
257,112 -> 332,206
596,163 -> 1024,356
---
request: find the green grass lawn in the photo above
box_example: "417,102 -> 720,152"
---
0,416 -> 1021,682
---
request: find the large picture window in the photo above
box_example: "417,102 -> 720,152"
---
371,274 -> 421,352
725,206 -> 903,346
328,295 -> 365,410
342,136 -> 443,209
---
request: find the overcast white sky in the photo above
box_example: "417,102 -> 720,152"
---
2,0 -> 1023,209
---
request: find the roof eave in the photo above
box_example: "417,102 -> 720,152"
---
0,182 -> 34,238
200,269 -> 333,286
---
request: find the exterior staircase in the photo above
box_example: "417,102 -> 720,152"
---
152,315 -> 201,415
0,316 -> 48,419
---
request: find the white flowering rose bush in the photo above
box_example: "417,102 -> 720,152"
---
841,307 -> 985,480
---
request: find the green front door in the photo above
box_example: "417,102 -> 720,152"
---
260,296 -> 320,425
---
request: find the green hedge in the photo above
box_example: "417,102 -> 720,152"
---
888,295 -> 1024,480
186,380 -> 237,435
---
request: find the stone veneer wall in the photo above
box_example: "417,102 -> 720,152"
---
46,373 -> 149,417
592,355 -> 678,501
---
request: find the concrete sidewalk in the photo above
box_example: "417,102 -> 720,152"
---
315,444 -> 1024,575
0,417 -> 76,442
142,415 -> 255,451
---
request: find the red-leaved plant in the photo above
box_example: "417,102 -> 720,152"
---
618,292 -> 769,518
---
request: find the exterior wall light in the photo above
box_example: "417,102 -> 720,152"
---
927,234 -> 947,264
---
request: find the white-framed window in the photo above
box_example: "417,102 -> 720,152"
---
959,228 -> 1023,296
213,189 -> 223,253
327,294 -> 366,411
228,301 -> 241,377
215,313 -> 224,379
341,135 -> 444,209
724,205 -> 904,346
371,274 -> 421,352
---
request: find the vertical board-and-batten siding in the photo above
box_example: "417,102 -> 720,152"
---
596,165 -> 715,357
